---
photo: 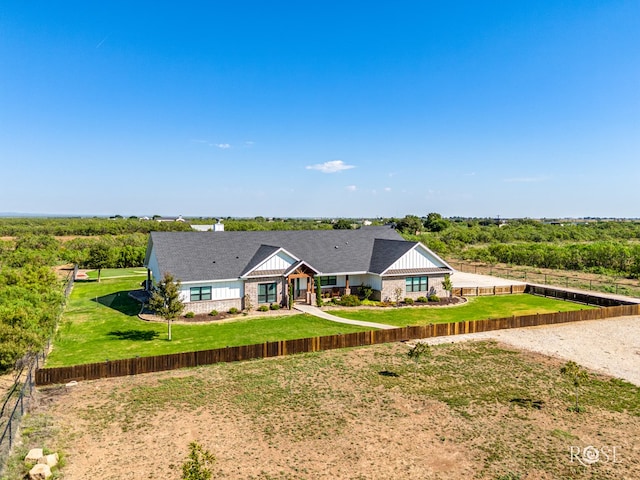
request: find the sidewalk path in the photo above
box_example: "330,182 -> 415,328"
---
293,304 -> 396,330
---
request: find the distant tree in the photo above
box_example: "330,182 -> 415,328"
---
424,212 -> 450,232
86,242 -> 113,282
148,272 -> 184,341
395,215 -> 422,234
333,219 -> 353,230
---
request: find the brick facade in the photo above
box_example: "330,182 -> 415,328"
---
244,276 -> 288,308
183,297 -> 242,315
378,275 -> 447,302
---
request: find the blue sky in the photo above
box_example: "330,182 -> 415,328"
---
1,1 -> 638,218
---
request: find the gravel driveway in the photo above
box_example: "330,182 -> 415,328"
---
419,316 -> 640,386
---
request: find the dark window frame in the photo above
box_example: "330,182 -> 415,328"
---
258,282 -> 277,303
320,276 -> 337,287
405,276 -> 428,292
190,286 -> 212,302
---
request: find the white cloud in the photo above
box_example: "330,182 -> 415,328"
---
306,160 -> 355,174
384,187 -> 392,192
244,141 -> 254,147
346,185 -> 357,191
214,143 -> 231,149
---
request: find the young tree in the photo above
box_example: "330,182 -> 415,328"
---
407,342 -> 431,378
86,242 -> 113,282
394,286 -> 403,306
147,272 -> 184,341
441,274 -> 453,298
560,361 -> 589,412
315,277 -> 323,307
182,441 -> 215,480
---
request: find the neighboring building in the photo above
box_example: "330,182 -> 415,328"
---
156,215 -> 186,223
190,220 -> 225,232
144,227 -> 454,314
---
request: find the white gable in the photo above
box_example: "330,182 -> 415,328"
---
256,251 -> 297,271
386,245 -> 442,271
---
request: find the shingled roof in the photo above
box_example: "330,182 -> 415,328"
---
146,226 -> 449,282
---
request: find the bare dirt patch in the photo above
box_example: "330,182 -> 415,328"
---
24,341 -> 640,480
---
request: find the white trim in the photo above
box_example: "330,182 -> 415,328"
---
380,242 -> 453,275
181,278 -> 240,285
241,247 -> 300,278
316,270 -> 368,276
283,260 -> 321,276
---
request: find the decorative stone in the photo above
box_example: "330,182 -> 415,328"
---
65,380 -> 78,387
28,463 -> 52,479
38,453 -> 59,468
24,448 -> 44,463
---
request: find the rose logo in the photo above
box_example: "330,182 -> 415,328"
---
582,446 -> 600,465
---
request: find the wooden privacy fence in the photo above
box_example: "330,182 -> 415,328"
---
452,284 -> 527,296
36,303 -> 640,386
526,284 -> 639,307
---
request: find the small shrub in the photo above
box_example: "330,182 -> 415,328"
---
182,441 -> 215,480
361,299 -> 379,306
228,307 -> 239,314
428,294 -> 440,302
359,284 -> 374,300
339,294 -> 361,307
208,310 -> 218,316
416,296 -> 428,303
257,305 -> 269,312
269,303 -> 280,310
404,297 -> 414,305
185,311 -> 195,318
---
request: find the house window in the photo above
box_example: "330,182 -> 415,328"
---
190,286 -> 212,302
405,276 -> 428,292
320,276 -> 337,286
258,282 -> 277,303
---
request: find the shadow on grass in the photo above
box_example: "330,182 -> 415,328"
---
107,330 -> 159,341
91,291 -> 141,316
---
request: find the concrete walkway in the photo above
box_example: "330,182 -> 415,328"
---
293,304 -> 396,330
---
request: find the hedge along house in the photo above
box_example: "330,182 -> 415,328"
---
144,227 -> 454,314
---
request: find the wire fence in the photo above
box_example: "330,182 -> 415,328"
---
0,265 -> 75,473
450,260 -> 640,298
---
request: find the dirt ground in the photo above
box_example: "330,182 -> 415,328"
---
26,335 -> 640,480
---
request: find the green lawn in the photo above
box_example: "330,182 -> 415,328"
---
330,294 -> 594,326
47,276 -> 369,367
49,273 -> 596,367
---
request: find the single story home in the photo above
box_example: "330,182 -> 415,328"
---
143,226 -> 454,314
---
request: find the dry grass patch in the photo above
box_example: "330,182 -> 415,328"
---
19,341 -> 640,479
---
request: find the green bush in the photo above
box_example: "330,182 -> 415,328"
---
269,303 -> 280,310
428,294 -> 440,302
228,307 -> 239,314
359,284 -> 374,300
404,297 -> 414,304
257,305 -> 269,312
208,310 -> 218,316
339,294 -> 361,307
416,296 -> 428,303
185,312 -> 195,318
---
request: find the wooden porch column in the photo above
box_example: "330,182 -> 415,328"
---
345,275 -> 351,296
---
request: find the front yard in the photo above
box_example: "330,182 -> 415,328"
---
330,294 -> 593,327
48,271 -> 594,367
47,275 -> 369,367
